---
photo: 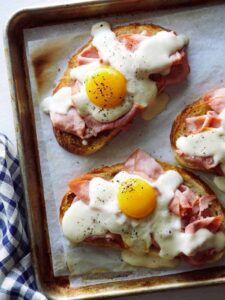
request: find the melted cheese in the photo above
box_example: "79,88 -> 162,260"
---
176,109 -> 225,172
142,93 -> 170,121
70,61 -> 100,82
41,87 -> 72,114
62,170 -> 225,266
42,22 -> 188,123
122,250 -> 179,268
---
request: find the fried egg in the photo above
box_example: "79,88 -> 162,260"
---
70,63 -> 132,122
43,22 -> 188,123
118,177 -> 157,219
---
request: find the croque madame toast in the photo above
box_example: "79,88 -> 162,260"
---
60,150 -> 225,267
171,89 -> 225,175
45,23 -> 189,155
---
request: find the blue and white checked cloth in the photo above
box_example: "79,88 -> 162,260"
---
0,134 -> 46,299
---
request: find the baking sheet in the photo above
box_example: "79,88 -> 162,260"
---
24,3 -> 225,287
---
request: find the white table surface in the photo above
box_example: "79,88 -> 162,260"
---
1,1 -> 225,299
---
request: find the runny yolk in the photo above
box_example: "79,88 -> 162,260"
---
85,67 -> 126,109
118,178 -> 157,219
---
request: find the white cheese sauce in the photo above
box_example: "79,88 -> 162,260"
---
41,86 -> 72,114
176,109 -> 225,173
62,170 -> 225,266
42,22 -> 188,123
121,250 -> 179,268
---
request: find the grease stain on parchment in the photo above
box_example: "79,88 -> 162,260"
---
30,33 -> 90,100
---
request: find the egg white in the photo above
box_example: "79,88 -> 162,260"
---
71,62 -> 133,123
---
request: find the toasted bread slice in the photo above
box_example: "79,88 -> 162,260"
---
170,94 -> 222,174
52,23 -> 189,155
59,159 -> 225,265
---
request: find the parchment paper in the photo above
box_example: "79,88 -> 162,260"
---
24,3 -> 225,287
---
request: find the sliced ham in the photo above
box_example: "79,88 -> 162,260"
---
77,44 -> 101,65
50,108 -> 85,137
180,153 -> 215,170
161,50 -> 190,85
169,185 -> 195,217
206,88 -> 225,113
124,149 -> 164,180
198,195 -> 215,217
185,111 -> 221,135
208,96 -> 225,114
68,173 -> 96,203
84,232 -> 126,249
77,33 -> 151,63
119,33 -> 189,88
168,194 -> 180,216
83,104 -> 142,137
189,195 -> 215,220
118,32 -> 151,52
185,216 -> 222,234
176,150 -> 224,175
169,185 -> 217,233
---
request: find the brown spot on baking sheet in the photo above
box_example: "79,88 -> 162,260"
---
30,33 -> 89,99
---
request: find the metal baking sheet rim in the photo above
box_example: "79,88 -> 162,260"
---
4,0 -> 225,298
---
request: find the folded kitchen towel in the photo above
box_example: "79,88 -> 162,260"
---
0,134 -> 46,300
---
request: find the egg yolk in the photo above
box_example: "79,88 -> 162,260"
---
118,178 -> 157,219
85,67 -> 126,108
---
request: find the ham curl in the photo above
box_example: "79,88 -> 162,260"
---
169,185 -> 212,221
169,185 -> 194,218
176,150 -> 224,175
124,149 -> 164,180
185,216 -> 222,234
206,88 -> 225,113
84,233 -> 126,249
68,173 -> 96,203
83,104 -> 142,137
50,108 -> 86,137
184,88 -> 225,135
169,185 -> 221,234
52,104 -> 142,139
150,50 -> 190,92
118,32 -> 152,52
77,44 -> 102,65
185,111 -> 221,135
